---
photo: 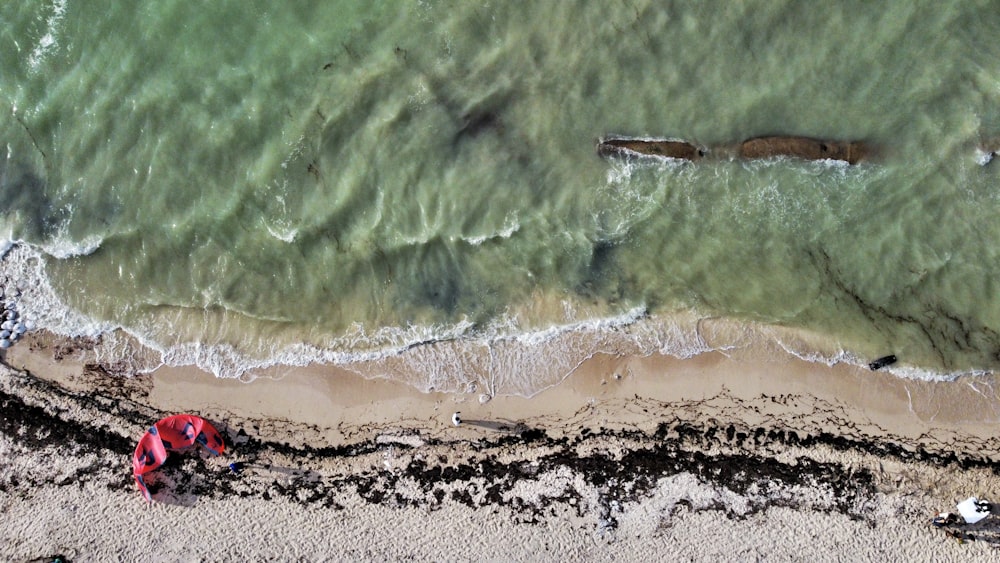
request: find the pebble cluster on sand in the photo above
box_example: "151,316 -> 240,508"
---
0,282 -> 33,349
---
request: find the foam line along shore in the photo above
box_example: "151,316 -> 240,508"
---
3,328 -> 1000,559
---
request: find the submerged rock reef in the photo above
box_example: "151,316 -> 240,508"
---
738,136 -> 869,165
596,138 -> 708,161
980,138 -> 999,165
597,135 -> 871,164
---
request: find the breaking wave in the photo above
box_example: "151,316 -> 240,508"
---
0,241 -> 964,400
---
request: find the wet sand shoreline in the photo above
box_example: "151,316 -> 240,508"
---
3,330 -> 1000,560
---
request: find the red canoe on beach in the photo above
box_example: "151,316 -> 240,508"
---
132,414 -> 225,501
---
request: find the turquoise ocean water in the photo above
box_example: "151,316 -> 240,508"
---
3,0 -> 1000,395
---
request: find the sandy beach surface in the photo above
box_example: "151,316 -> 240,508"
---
3,330 -> 1000,561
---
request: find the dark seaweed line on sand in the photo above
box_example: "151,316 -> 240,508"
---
3,364 -> 1000,523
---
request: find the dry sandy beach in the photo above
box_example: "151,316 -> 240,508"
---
3,329 -> 1000,561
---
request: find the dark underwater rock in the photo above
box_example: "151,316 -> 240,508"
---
597,137 -> 706,161
739,136 -> 869,164
597,135 -> 871,164
979,139 -> 999,165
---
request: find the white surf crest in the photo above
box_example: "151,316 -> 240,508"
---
27,0 -> 68,71
0,243 -> 114,338
39,233 -> 103,259
462,213 -> 520,245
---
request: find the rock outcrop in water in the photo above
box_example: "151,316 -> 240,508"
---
597,135 -> 871,165
980,139 -> 999,165
738,136 -> 869,165
597,138 -> 707,161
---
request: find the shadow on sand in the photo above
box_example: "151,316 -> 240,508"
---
933,505 -> 1000,546
459,418 -> 530,435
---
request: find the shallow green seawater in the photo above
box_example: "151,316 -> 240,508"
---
3,1 -> 1000,392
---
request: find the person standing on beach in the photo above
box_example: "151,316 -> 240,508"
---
451,412 -> 461,426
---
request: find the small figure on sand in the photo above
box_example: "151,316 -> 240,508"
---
451,412 -> 461,426
932,512 -> 960,527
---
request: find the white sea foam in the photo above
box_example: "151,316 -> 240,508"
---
605,160 -> 636,185
636,317 -> 719,359
770,327 -> 982,383
774,338 -> 861,368
39,233 -> 103,259
739,155 -> 856,174
884,364 -> 984,383
0,243 -> 114,339
0,241 -> 987,395
27,0 -> 68,71
462,214 -> 520,245
511,305 -> 647,347
264,222 -> 298,243
603,152 -> 692,184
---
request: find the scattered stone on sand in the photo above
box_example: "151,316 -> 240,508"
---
0,279 -> 32,349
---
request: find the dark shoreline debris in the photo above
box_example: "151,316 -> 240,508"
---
868,354 -> 897,371
3,362 -> 999,523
